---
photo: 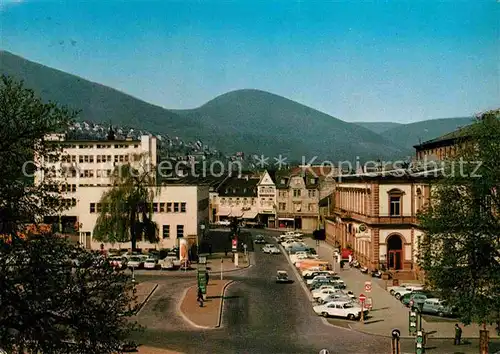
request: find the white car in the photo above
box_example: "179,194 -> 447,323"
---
217,220 -> 231,226
392,285 -> 425,300
127,256 -> 145,269
317,292 -> 353,304
262,244 -> 273,253
311,288 -> 344,301
159,256 -> 180,269
268,246 -> 280,254
313,300 -> 368,320
302,269 -> 336,278
388,283 -> 423,295
144,257 -> 159,269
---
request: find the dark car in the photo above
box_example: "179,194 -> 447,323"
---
276,270 -> 293,283
254,235 -> 266,244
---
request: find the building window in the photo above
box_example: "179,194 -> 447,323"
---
293,189 -> 301,197
308,190 -> 316,198
167,203 -> 172,212
90,203 -> 96,213
173,202 -> 179,212
79,156 -> 84,163
177,225 -> 184,238
279,202 -> 286,211
389,195 -> 401,216
180,202 -> 186,212
159,202 -> 165,212
162,225 -> 170,238
153,203 -> 158,213
308,203 -> 315,212
416,188 -> 423,212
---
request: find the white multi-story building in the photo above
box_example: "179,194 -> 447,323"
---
34,133 -> 209,250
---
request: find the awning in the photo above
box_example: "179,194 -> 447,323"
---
278,218 -> 294,221
242,211 -> 258,219
217,208 -> 231,216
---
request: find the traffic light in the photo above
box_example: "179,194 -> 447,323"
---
415,330 -> 425,354
408,309 -> 418,335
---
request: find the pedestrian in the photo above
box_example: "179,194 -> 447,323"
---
454,323 -> 462,345
197,288 -> 204,307
205,272 -> 210,285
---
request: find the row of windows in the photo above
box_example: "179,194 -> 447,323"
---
278,202 -> 316,212
162,225 -> 184,238
61,143 -> 140,149
89,202 -> 187,213
291,189 -> 316,198
61,198 -> 77,208
58,154 -> 138,163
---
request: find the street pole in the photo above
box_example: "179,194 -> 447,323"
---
220,258 -> 223,280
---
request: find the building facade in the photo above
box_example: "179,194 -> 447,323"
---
35,133 -> 209,250
324,171 -> 433,280
256,170 -> 277,227
276,172 -> 320,231
213,174 -> 260,222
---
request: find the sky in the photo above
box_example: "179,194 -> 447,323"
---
0,0 -> 498,123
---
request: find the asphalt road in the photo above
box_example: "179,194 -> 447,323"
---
134,229 -> 390,354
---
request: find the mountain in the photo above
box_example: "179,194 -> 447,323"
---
381,117 -> 474,152
354,122 -> 403,134
1,50 -> 402,161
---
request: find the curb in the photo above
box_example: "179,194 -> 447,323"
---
135,283 -> 159,316
216,280 -> 235,328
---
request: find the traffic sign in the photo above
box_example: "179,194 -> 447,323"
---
409,299 -> 415,308
232,238 -> 237,251
364,281 -> 372,293
359,293 -> 367,302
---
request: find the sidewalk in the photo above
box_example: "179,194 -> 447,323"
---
303,238 -> 499,339
179,279 -> 232,328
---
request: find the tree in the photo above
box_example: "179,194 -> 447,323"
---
0,231 -> 140,353
418,109 -> 500,330
93,159 -> 159,251
0,76 -> 141,352
0,75 -> 75,236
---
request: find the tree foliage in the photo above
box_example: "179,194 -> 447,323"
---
418,109 -> 500,326
93,159 -> 159,250
0,75 -> 141,352
0,233 -> 140,353
0,75 -> 76,235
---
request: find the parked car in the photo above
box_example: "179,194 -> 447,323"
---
262,244 -> 273,253
313,300 -> 368,320
216,220 -> 231,226
144,257 -> 159,270
312,287 -> 344,301
303,270 -> 337,280
394,286 -> 425,300
268,246 -> 280,254
160,257 -> 175,270
127,256 -> 145,269
307,275 -> 340,286
421,299 -> 456,317
388,283 -> 424,295
317,292 -> 353,304
254,235 -> 266,244
276,270 -> 293,283
309,281 -> 344,291
401,292 -> 436,307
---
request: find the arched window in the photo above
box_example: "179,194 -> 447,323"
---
388,189 -> 403,216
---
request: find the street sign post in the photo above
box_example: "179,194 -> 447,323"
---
409,309 -> 418,336
364,281 -> 372,293
359,294 -> 367,322
232,238 -> 237,252
391,329 -> 401,354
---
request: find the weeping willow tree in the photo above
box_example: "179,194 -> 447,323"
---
93,156 -> 159,251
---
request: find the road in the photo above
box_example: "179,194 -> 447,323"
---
134,229 -> 390,354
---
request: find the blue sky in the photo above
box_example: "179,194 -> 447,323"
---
1,0 -> 498,123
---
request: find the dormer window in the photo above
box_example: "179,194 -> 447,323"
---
281,179 -> 285,184
310,178 -> 316,184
